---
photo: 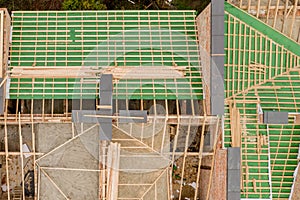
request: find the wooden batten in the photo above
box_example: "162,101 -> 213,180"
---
230,102 -> 241,147
245,165 -> 249,196
252,178 -> 257,192
257,135 -> 262,154
99,141 -> 120,200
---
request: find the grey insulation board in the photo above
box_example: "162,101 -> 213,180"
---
263,111 -> 288,124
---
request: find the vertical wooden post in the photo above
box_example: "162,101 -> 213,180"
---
18,113 -> 25,200
4,107 -> 10,200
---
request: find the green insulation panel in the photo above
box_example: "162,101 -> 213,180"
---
9,10 -> 202,99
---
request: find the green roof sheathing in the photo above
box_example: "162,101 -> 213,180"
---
224,2 -> 300,199
9,10 -> 202,100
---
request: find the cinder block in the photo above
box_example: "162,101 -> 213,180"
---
227,147 -> 240,170
211,15 -> 224,36
211,0 -> 224,16
227,169 -> 240,192
227,192 -> 240,200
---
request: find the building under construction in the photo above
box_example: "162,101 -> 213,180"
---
0,0 -> 299,199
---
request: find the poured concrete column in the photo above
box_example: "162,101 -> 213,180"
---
211,0 -> 224,115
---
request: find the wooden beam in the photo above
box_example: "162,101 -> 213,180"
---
273,0 -> 281,28
230,102 -> 241,147
289,0 -> 299,37
178,118 -> 191,199
99,141 -> 107,200
266,0 -> 272,24
18,113 -> 26,200
253,178 -> 257,192
4,109 -> 10,200
0,75 -> 7,88
281,0 -> 290,33
0,11 -> 4,78
205,117 -> 221,200
194,115 -> 208,200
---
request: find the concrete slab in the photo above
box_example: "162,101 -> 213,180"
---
43,169 -> 98,199
37,134 -> 98,169
40,173 -> 65,200
35,123 -> 73,153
